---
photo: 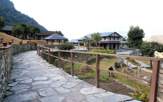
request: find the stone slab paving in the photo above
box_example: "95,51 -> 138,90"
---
4,51 -> 140,102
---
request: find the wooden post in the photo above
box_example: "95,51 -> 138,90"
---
39,46 -> 41,56
70,52 -> 74,76
38,46 -> 40,56
48,48 -> 51,63
36,46 -> 38,54
38,46 -> 40,55
150,60 -> 153,68
95,54 -> 100,88
58,51 -> 61,68
40,47 -> 42,57
149,60 -> 160,102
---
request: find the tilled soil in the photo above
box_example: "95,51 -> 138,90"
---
83,78 -> 134,96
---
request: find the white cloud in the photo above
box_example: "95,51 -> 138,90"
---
11,0 -> 163,40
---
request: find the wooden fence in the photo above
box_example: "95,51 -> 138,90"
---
37,45 -> 163,102
156,61 -> 163,102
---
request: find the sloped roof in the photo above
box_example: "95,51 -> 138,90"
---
1,25 -> 13,31
81,32 -> 122,40
36,31 -> 63,36
70,39 -> 79,43
100,32 -> 115,37
100,32 -> 122,37
44,34 -> 67,40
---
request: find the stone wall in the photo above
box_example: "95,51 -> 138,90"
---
0,44 -> 36,101
12,44 -> 37,55
0,46 -> 12,102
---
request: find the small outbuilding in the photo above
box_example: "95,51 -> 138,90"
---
44,34 -> 68,45
0,25 -> 13,35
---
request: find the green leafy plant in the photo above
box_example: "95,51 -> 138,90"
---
91,48 -> 115,54
58,43 -> 74,50
131,86 -> 149,102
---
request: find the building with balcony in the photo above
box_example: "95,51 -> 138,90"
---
71,32 -> 127,50
99,32 -> 127,49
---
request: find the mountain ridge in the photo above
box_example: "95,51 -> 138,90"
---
0,0 -> 47,31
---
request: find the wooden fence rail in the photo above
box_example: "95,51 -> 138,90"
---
37,45 -> 162,102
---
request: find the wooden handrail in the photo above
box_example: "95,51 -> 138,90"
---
37,45 -> 162,102
37,45 -> 163,61
41,51 -> 94,68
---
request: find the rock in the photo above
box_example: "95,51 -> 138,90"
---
8,82 -> 18,87
80,87 -> 105,95
50,81 -> 66,88
20,79 -> 33,84
11,84 -> 30,92
86,95 -> 103,102
55,87 -> 71,94
4,91 -> 38,102
34,77 -> 48,81
32,80 -> 52,86
62,81 -> 79,89
4,91 -> 13,96
39,96 -> 64,102
38,88 -> 57,97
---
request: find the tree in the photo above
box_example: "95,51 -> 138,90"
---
91,32 -> 102,46
12,24 -> 26,39
83,36 -> 91,50
55,31 -> 63,36
12,24 -> 40,39
0,16 -> 5,29
28,25 -> 40,39
127,26 -> 144,48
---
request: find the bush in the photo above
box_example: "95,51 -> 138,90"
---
141,42 -> 163,56
131,86 -> 149,102
91,48 -> 115,54
58,43 -> 74,50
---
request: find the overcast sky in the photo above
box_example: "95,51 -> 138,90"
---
11,0 -> 163,40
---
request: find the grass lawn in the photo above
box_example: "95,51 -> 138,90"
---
88,57 -> 117,70
115,73 -> 150,102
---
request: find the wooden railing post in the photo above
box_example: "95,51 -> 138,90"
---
39,46 -> 42,57
37,46 -> 38,54
48,48 -> 51,63
41,47 -> 43,57
149,60 -> 160,102
95,54 -> 100,88
38,46 -> 40,56
58,51 -> 61,68
70,52 -> 74,76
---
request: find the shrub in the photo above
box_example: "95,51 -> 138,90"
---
58,43 -> 74,50
131,86 -> 149,102
141,42 -> 163,56
91,48 -> 115,54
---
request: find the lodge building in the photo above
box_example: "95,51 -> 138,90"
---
99,32 -> 127,49
71,32 -> 127,49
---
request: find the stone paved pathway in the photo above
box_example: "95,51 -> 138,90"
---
4,51 -> 140,102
